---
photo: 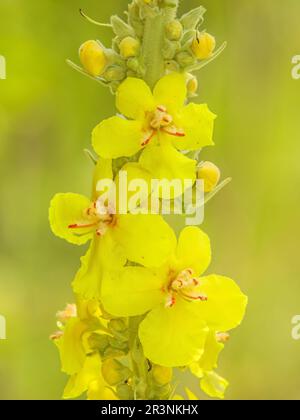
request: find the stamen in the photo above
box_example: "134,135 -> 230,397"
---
68,222 -> 98,229
162,126 -> 185,137
141,129 -> 155,147
216,332 -> 230,343
165,294 -> 176,308
157,105 -> 167,113
50,331 -> 63,341
180,292 -> 208,302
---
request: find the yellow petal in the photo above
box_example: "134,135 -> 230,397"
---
113,214 -> 177,267
63,353 -> 102,399
174,103 -> 216,151
115,162 -> 153,213
139,137 -> 196,187
57,318 -> 87,375
116,77 -> 155,120
185,388 -> 199,400
190,331 -> 224,376
153,73 -> 187,114
87,380 -> 118,400
139,300 -> 208,367
72,234 -> 127,300
49,193 -> 92,245
92,158 -> 113,200
200,371 -> 228,400
196,275 -> 248,332
92,116 -> 143,159
102,267 -> 164,317
176,226 -> 211,276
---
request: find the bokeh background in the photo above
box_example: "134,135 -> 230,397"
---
0,0 -> 300,400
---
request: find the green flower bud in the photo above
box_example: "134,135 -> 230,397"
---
88,333 -> 109,352
165,20 -> 183,41
153,384 -> 172,399
152,365 -> 173,386
102,359 -> 131,386
111,15 -> 135,38
102,65 -> 126,82
186,73 -> 198,96
79,40 -> 108,77
197,161 -> 221,193
116,384 -> 134,400
109,318 -> 127,333
119,37 -> 140,58
127,57 -> 141,72
180,6 -> 206,30
165,60 -> 180,72
175,51 -> 195,67
104,346 -> 126,358
163,40 -> 180,60
108,337 -> 128,350
191,32 -> 216,60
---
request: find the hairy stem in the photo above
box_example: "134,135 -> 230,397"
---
142,7 -> 176,89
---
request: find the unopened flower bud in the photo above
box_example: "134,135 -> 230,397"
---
102,359 -> 131,386
165,20 -> 183,41
191,32 -> 216,60
125,59 -> 137,74
165,60 -> 180,72
88,333 -> 109,352
152,365 -> 173,386
119,37 -> 140,58
176,51 -> 195,67
103,66 -> 126,82
116,384 -> 134,400
186,73 -> 198,96
197,162 -> 221,193
79,40 -> 107,77
109,318 -> 127,333
163,40 -> 180,60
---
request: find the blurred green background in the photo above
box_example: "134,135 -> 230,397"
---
0,0 -> 300,400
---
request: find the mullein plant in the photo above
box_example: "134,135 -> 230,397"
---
49,0 -> 247,400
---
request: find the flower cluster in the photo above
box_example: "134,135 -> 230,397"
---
50,0 -> 247,400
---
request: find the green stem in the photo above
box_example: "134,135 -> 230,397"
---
128,316 -> 148,400
142,7 -> 176,89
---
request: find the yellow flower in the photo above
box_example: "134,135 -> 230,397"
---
63,352 -> 118,400
79,40 -> 108,77
49,159 -> 176,299
92,73 -> 216,184
101,226 -> 247,367
191,32 -> 216,60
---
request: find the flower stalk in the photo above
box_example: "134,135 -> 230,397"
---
50,0 -> 247,401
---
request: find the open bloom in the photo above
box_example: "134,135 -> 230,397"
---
92,73 -> 216,183
189,330 -> 229,399
53,300 -> 118,400
49,159 -> 176,299
102,226 -> 247,367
